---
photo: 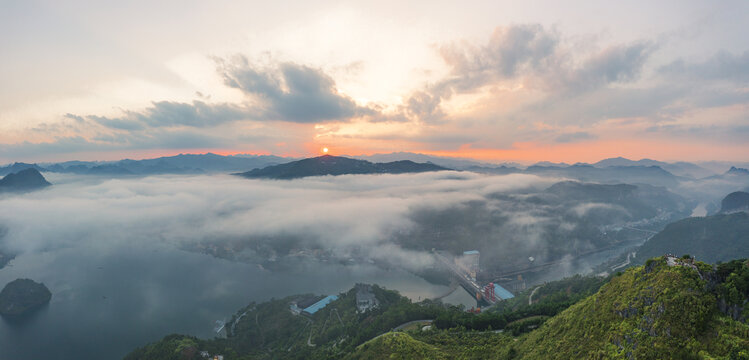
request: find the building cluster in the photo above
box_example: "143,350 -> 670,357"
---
665,254 -> 699,271
355,283 -> 379,313
199,351 -> 223,360
500,275 -> 527,292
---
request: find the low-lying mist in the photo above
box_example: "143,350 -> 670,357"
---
0,170 -> 697,279
0,172 -> 558,270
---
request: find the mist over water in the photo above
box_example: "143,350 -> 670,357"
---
0,170 -> 740,359
2,172 -> 528,359
0,241 -> 448,359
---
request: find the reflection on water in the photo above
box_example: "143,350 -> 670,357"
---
439,287 -> 477,309
0,243 -> 451,360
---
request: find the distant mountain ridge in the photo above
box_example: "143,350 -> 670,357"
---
40,153 -> 292,176
0,163 -> 47,177
525,163 -> 682,188
3,154 -> 748,184
0,168 -> 51,193
727,166 -> 749,176
236,155 -> 450,179
593,156 -> 714,178
355,152 -> 520,170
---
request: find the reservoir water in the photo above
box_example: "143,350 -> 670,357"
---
0,243 -> 451,359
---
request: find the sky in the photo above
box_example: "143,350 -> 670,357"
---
1,0 -> 748,164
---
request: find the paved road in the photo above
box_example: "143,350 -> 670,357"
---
528,285 -> 542,305
393,319 -> 433,331
611,252 -> 634,272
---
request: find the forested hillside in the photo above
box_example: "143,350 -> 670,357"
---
125,257 -> 749,359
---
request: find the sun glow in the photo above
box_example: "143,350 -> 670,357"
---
322,147 -> 329,154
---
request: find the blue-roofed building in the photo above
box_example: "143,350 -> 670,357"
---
493,283 -> 515,300
303,295 -> 338,315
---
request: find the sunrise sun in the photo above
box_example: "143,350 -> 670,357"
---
322,147 -> 329,154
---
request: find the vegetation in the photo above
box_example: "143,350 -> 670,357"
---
124,257 -> 749,360
0,278 -> 52,317
714,259 -> 749,322
126,285 -> 453,360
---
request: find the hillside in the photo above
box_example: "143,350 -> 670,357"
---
721,191 -> 749,213
515,257 -> 749,359
235,155 -> 449,179
124,258 -> 749,359
352,258 -> 749,359
0,168 -> 51,192
124,284 -> 458,360
636,212 -> 749,264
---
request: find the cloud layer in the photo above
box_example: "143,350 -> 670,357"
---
0,170 -> 706,276
0,172 -> 556,271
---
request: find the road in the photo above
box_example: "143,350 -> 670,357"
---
528,285 -> 542,305
368,319 -> 435,343
611,252 -> 635,272
433,251 -> 494,305
393,320 -> 433,331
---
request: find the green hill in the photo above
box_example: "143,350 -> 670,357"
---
351,258 -> 749,360
515,258 -> 748,359
125,258 -> 749,360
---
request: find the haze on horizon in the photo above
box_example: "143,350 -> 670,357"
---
1,1 -> 748,164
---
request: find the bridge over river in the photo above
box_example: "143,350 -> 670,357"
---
433,251 -> 503,308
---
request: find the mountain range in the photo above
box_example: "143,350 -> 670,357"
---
591,156 -> 715,178
42,153 -> 290,175
0,163 -> 46,177
4,153 -> 749,182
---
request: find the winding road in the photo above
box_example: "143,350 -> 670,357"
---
528,285 -> 542,305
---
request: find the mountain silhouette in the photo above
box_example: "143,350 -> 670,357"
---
236,155 -> 449,179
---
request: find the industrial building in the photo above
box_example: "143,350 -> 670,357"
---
479,282 -> 515,303
289,294 -> 339,315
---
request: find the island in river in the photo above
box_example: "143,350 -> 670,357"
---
0,278 -> 52,317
